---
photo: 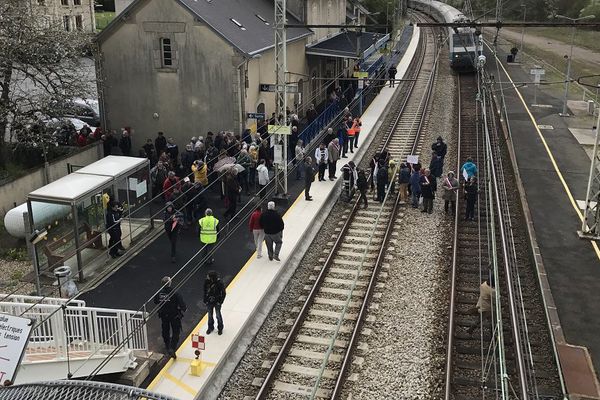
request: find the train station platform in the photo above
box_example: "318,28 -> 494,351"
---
487,45 -> 600,398
138,27 -> 420,399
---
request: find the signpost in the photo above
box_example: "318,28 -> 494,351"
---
246,112 -> 266,120
190,333 -> 206,376
530,66 -> 545,106
0,313 -> 33,384
259,83 -> 299,93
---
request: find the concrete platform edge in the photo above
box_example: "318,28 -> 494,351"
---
194,31 -> 417,399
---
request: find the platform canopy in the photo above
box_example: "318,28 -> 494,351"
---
306,31 -> 388,59
74,155 -> 148,178
28,173 -> 112,203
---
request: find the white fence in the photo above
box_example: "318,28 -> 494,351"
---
0,300 -> 147,363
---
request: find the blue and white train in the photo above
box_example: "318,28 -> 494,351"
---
408,0 -> 482,71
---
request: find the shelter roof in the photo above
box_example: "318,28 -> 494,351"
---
29,174 -> 112,203
75,156 -> 148,178
306,31 -> 386,59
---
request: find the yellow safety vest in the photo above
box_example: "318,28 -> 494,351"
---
199,216 -> 219,244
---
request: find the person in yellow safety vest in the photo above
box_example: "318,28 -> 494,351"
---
352,117 -> 362,148
199,208 -> 219,265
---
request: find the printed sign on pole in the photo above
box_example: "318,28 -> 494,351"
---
268,125 -> 291,135
274,142 -> 283,164
0,313 -> 33,384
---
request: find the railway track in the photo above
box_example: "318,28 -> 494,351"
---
445,72 -> 563,399
252,18 -> 440,400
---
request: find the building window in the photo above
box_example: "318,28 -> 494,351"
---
37,0 -> 46,5
74,0 -> 81,4
63,15 -> 70,31
61,0 -> 69,5
160,38 -> 173,67
75,15 -> 83,30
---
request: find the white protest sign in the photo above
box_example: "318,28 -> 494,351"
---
463,168 -> 469,181
406,155 -> 419,164
0,313 -> 33,383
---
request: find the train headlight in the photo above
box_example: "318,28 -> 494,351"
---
477,55 -> 486,68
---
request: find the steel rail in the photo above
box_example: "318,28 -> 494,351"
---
255,17 -> 436,400
444,74 -> 464,400
481,83 -> 529,399
331,15 -> 439,399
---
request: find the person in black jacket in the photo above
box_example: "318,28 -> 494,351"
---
464,176 -> 479,221
163,202 -> 184,263
431,136 -> 447,159
304,156 -> 315,201
420,169 -> 435,214
154,276 -> 187,358
259,201 -> 284,261
376,162 -> 388,203
204,271 -> 226,335
155,131 -> 167,158
119,130 -> 132,156
106,201 -> 124,258
356,168 -> 368,209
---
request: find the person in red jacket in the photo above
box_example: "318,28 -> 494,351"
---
162,171 -> 181,201
249,205 -> 264,258
77,132 -> 87,147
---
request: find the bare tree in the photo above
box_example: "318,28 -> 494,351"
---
0,0 -> 96,168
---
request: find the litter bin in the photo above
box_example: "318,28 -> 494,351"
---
54,266 -> 78,298
507,54 -> 514,63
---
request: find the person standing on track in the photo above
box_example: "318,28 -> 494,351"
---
315,143 -> 328,182
249,205 -> 264,258
464,176 -> 479,221
442,171 -> 459,215
199,208 -> 219,264
376,161 -> 388,202
409,165 -> 422,208
154,276 -> 187,358
204,271 -> 226,335
467,275 -> 495,335
398,163 -> 411,203
420,169 -> 435,214
431,136 -> 447,160
369,152 -> 380,193
163,202 -> 183,263
304,156 -> 315,201
461,157 -> 478,180
259,201 -> 284,261
356,168 -> 368,208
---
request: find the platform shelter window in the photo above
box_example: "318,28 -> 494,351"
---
161,38 -> 173,67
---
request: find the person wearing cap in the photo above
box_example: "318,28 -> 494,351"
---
259,202 -> 284,261
163,202 -> 184,263
442,171 -> 459,215
154,276 -> 187,358
199,208 -> 219,264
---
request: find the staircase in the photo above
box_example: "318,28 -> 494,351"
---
0,294 -> 148,384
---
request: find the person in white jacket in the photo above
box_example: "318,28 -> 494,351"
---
256,159 -> 270,199
314,143 -> 329,182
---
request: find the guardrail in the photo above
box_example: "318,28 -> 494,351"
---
0,302 -> 147,362
0,293 -> 86,307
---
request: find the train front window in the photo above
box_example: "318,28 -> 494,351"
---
453,34 -> 474,48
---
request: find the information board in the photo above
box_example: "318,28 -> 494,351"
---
0,313 -> 33,384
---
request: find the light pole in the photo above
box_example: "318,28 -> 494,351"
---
555,14 -> 595,117
519,3 -> 526,56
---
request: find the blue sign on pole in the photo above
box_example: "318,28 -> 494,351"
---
246,112 -> 266,119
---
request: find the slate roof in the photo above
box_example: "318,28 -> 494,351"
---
97,0 -> 312,56
306,31 -> 385,59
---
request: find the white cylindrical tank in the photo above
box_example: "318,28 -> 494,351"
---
4,202 -> 71,239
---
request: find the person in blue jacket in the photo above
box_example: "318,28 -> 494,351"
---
461,157 -> 478,180
409,166 -> 422,208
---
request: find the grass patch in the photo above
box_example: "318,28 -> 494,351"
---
95,11 -> 115,31
506,27 -> 600,53
489,32 -> 598,103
